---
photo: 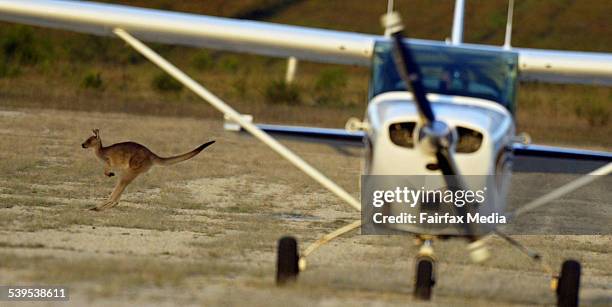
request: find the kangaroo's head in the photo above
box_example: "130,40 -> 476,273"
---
82,129 -> 101,149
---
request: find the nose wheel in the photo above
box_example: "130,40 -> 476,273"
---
414,239 -> 436,300
276,236 -> 299,285
414,256 -> 436,300
555,260 -> 581,307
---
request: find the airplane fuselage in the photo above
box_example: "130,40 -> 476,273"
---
363,92 -> 514,235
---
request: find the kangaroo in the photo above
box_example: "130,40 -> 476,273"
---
82,129 -> 215,211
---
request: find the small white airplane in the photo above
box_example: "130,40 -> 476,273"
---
0,1 -> 610,306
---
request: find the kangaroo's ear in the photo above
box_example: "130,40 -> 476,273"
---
92,129 -> 100,138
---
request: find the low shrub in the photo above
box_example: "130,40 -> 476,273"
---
192,50 -> 213,71
152,73 -> 183,92
264,79 -> 301,105
313,68 -> 347,105
82,71 -> 104,90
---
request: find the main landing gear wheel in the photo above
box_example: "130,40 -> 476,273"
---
414,256 -> 436,300
556,260 -> 581,307
276,236 -> 299,285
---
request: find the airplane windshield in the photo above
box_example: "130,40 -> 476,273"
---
370,41 -> 519,111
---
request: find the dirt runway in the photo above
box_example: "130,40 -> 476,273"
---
0,108 -> 609,306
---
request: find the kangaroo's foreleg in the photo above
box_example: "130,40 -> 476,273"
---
91,172 -> 139,211
103,164 -> 115,177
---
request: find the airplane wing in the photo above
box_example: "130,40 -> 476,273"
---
256,124 -> 364,142
511,144 -> 612,173
0,0 -> 375,66
0,0 -> 611,84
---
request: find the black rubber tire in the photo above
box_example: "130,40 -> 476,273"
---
276,236 -> 299,285
414,256 -> 435,300
557,260 -> 581,307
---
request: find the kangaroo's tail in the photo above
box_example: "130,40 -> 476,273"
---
153,140 -> 215,166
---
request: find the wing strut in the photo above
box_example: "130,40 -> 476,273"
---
112,28 -> 361,211
451,0 -> 465,45
512,162 -> 612,218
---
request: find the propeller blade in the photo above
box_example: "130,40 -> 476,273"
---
436,149 -> 459,176
436,148 -> 478,238
384,12 -> 435,124
382,12 -> 476,239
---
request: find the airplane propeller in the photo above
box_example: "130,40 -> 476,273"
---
382,12 -> 475,238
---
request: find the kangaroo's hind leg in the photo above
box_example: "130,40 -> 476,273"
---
91,172 -> 140,211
